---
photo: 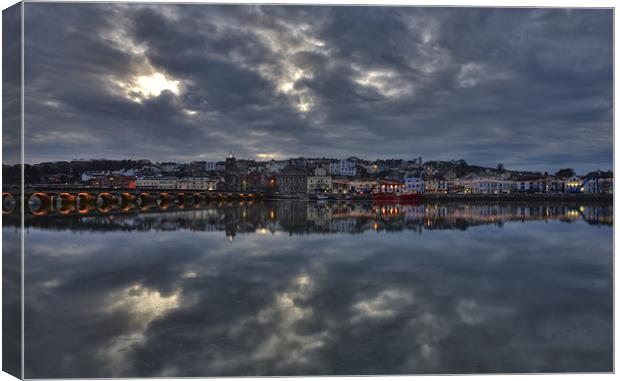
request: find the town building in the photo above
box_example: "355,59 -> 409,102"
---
266,160 -> 289,173
276,165 -> 308,194
378,180 -> 405,193
307,168 -> 333,194
363,163 -> 381,175
225,152 -> 238,172
247,170 -> 267,193
582,177 -> 613,194
424,175 -> 448,193
515,177 -> 544,193
332,179 -> 351,194
205,162 -> 218,171
176,176 -> 219,190
329,159 -> 357,177
543,176 -> 566,193
159,162 -> 178,173
349,179 -> 379,193
90,175 -> 136,189
136,176 -> 177,189
404,174 -> 425,193
454,178 -> 515,194
564,176 -> 583,193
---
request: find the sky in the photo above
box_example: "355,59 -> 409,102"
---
8,3 -> 614,173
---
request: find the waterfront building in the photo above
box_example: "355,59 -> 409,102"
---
564,176 -> 583,193
404,174 -> 425,193
582,177 -> 613,194
81,171 -> 104,182
378,180 -> 405,193
136,176 -> 217,190
332,179 -> 352,194
543,176 -> 566,193
307,168 -> 333,194
247,170 -> 267,192
276,165 -> 308,194
331,179 -> 378,194
349,179 -> 379,193
478,179 -> 515,194
424,175 -> 448,193
266,175 -> 278,193
515,176 -> 545,193
235,171 -> 265,192
455,178 -> 515,194
136,176 -> 178,189
219,172 -> 239,191
176,176 -> 219,190
90,175 -> 136,189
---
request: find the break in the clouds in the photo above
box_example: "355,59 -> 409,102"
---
20,4 -> 612,173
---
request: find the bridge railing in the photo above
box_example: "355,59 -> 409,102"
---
2,190 -> 260,216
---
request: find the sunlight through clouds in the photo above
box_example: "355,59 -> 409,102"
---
114,72 -> 181,102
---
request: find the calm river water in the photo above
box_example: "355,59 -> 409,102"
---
3,201 -> 614,377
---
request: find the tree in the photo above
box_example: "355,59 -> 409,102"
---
555,168 -> 576,178
497,163 -> 505,173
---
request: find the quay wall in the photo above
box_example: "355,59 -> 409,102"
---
265,193 -> 613,203
421,193 -> 612,203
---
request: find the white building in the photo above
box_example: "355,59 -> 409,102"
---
515,178 -> 544,193
477,179 -> 515,194
136,176 -> 218,190
136,177 -> 178,189
404,175 -> 425,193
329,160 -> 357,177
425,177 -> 448,193
457,178 -> 515,194
176,177 -> 219,190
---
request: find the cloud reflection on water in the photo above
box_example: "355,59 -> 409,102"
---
19,202 -> 612,377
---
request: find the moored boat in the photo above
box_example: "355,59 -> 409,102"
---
371,192 -> 421,203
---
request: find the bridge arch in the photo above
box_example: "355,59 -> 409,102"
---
28,192 -> 51,216
56,192 -> 76,215
96,192 -> 116,213
2,192 -> 17,215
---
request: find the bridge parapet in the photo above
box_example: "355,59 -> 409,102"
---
2,190 -> 260,216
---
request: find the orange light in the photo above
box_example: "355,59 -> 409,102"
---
76,192 -> 94,214
56,192 -> 76,215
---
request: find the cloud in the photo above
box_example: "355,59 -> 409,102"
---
20,212 -> 612,377
20,4 -> 612,173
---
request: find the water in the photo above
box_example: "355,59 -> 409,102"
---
4,201 -> 613,377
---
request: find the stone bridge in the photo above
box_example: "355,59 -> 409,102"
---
2,188 -> 262,216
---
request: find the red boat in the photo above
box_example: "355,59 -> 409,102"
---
372,192 -> 422,203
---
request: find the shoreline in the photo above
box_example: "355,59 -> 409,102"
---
421,193 -> 613,203
264,193 -> 613,203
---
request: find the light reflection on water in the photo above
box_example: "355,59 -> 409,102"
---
9,201 -> 613,377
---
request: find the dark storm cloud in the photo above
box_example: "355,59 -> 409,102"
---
2,3 -> 22,165
22,4 -> 612,172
